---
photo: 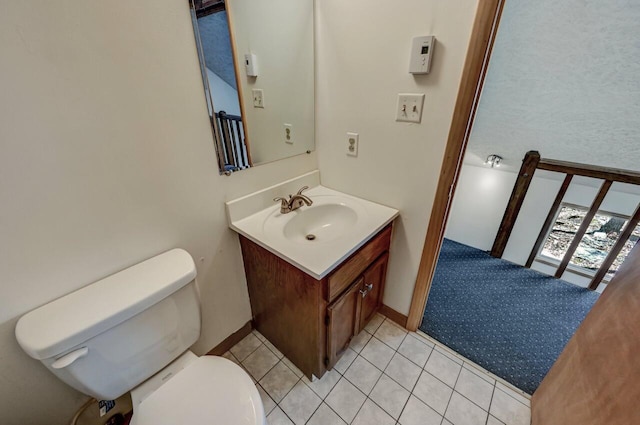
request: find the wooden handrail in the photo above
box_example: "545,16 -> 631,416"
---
538,159 -> 640,185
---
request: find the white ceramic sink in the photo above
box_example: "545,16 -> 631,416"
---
227,184 -> 399,279
264,196 -> 362,244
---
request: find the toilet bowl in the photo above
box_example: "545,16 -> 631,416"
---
15,249 -> 265,425
130,352 -> 264,425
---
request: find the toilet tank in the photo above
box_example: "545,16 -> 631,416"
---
15,249 -> 201,400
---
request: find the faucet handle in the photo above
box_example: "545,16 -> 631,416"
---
296,186 -> 309,195
274,196 -> 289,204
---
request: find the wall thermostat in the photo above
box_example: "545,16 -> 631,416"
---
244,53 -> 258,77
409,36 -> 435,74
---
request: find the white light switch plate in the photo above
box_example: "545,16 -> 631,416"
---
396,93 -> 425,123
252,89 -> 264,108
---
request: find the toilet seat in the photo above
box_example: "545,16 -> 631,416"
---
131,356 -> 265,425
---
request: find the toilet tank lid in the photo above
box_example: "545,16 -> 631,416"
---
15,249 -> 197,360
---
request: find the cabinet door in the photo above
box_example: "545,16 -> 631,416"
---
359,253 -> 389,332
326,277 -> 363,369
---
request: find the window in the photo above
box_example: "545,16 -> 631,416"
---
539,204 -> 640,280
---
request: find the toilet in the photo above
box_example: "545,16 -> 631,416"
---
14,249 -> 266,425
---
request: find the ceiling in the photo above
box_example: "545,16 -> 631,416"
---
464,0 -> 640,173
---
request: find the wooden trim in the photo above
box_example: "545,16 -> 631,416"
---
587,203 -> 640,290
206,321 -> 253,356
525,174 -> 573,268
490,151 -> 540,258
379,304 -> 408,329
538,158 -> 640,185
555,180 -> 613,278
406,0 -> 506,331
224,1 -> 253,167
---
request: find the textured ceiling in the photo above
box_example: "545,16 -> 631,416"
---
465,0 -> 640,173
197,12 -> 238,90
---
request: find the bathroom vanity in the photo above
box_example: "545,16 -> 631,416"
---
240,224 -> 392,378
226,172 -> 399,378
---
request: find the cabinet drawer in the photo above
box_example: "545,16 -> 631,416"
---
327,225 -> 392,302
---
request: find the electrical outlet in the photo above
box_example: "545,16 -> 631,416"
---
347,132 -> 358,157
252,89 -> 264,108
284,123 -> 293,144
396,93 -> 425,123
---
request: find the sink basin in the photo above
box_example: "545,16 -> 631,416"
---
282,204 -> 358,243
228,185 -> 399,279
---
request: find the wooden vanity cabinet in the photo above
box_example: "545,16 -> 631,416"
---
239,224 -> 392,379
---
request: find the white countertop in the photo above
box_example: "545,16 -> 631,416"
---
227,185 -> 399,279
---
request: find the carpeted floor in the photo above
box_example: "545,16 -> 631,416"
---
420,239 -> 600,394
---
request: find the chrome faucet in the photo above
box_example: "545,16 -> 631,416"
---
274,186 -> 313,214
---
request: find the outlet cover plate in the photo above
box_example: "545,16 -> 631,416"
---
284,123 -> 293,144
396,93 -> 425,123
347,132 -> 359,157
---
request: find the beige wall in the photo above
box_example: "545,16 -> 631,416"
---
315,0 -> 479,315
228,0 -> 315,165
0,1 -> 316,424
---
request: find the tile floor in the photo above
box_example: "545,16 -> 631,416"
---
222,314 -> 531,425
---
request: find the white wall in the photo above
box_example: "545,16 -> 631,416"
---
0,2 -> 317,424
316,0 -> 479,315
445,164 -> 640,286
206,68 -> 241,116
228,0 -> 315,165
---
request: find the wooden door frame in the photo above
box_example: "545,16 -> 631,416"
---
406,0 -> 507,331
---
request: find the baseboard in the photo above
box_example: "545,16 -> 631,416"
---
379,304 -> 408,329
206,321 -> 253,356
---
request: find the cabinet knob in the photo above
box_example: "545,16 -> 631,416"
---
360,283 -> 374,298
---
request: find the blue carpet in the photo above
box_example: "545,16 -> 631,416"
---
420,239 -> 600,394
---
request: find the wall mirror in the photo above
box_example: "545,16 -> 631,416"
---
189,0 -> 315,175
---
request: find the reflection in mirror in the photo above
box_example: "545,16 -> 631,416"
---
189,0 -> 315,175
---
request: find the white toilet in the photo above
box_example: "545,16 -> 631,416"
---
15,249 -> 266,425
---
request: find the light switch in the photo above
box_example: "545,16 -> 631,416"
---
252,89 -> 264,108
395,93 -> 425,123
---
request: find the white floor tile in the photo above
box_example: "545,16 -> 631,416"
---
489,388 -> 531,425
325,378 -> 367,424
256,384 -> 276,416
435,346 -> 464,365
333,347 -> 357,374
398,395 -> 443,425
352,399 -> 395,425
487,414 -> 506,425
303,369 -> 341,399
267,406 -> 294,425
369,373 -> 411,419
462,362 -> 496,385
281,356 -> 304,378
242,344 -> 280,381
350,329 -> 373,353
374,319 -> 408,350
445,392 -> 488,425
455,368 -> 494,411
424,350 -> 462,388
398,333 -> 433,367
364,313 -> 385,334
221,351 -> 241,366
361,337 -> 395,370
344,355 -> 383,395
495,382 -> 531,406
279,381 -> 322,425
306,403 -> 347,425
252,329 -> 266,342
230,333 -> 262,361
385,352 -> 422,391
264,338 -> 285,359
412,371 -> 453,415
259,361 -> 300,403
